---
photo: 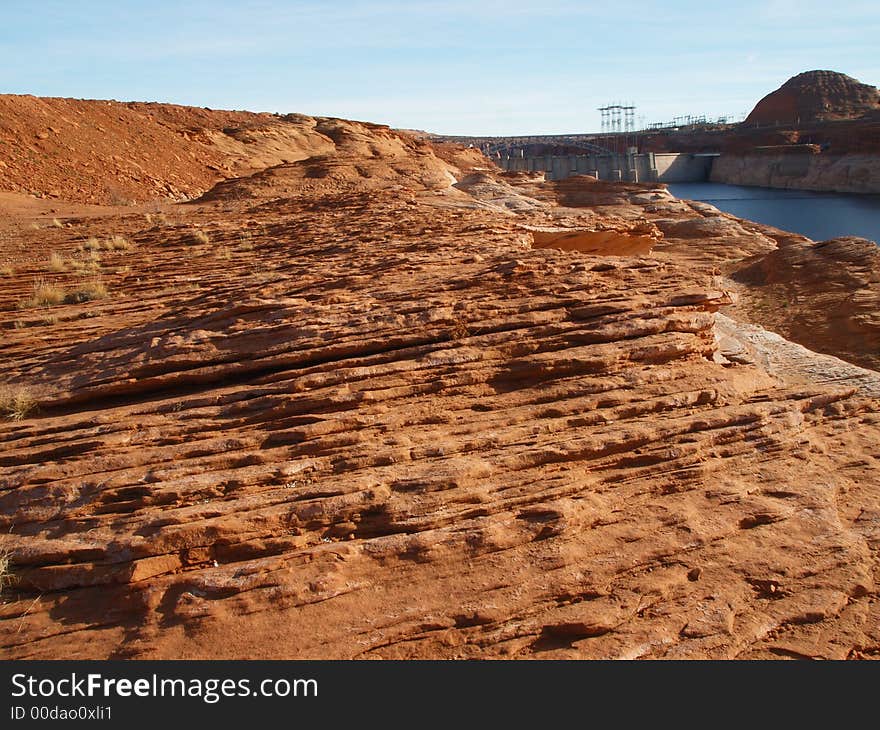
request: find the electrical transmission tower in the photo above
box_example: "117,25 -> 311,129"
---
598,103 -> 637,154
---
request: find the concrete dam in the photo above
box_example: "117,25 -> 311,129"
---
497,150 -> 719,183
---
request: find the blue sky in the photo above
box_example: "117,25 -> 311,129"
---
2,1 -> 878,135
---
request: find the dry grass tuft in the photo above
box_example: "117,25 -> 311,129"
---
0,550 -> 13,598
64,280 -> 108,304
17,276 -> 108,308
237,230 -> 255,251
0,265 -> 15,277
18,279 -> 66,309
47,251 -> 68,272
145,212 -> 171,227
189,229 -> 211,246
102,235 -> 132,251
0,385 -> 37,421
71,251 -> 101,274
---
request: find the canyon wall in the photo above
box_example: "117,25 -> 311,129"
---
711,151 -> 880,193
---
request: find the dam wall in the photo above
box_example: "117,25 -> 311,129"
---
710,151 -> 880,193
497,152 -> 715,183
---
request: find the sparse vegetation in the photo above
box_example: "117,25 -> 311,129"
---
144,212 -> 171,227
237,230 -> 255,250
47,251 -> 68,272
18,279 -> 66,309
70,252 -> 101,275
102,235 -> 132,251
0,550 -> 13,598
217,245 -> 232,261
17,277 -> 108,308
64,279 -> 108,304
0,385 -> 36,420
76,235 -> 131,256
0,265 -> 15,277
189,229 -> 211,245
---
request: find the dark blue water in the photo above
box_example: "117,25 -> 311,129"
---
667,182 -> 880,244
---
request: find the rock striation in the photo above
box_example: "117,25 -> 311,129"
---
730,234 -> 880,371
1,98 -> 880,660
710,149 -> 880,193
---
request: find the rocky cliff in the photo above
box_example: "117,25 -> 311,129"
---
708,71 -> 880,192
710,149 -> 880,193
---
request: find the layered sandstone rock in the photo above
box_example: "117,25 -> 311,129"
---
710,151 -> 880,193
1,99 -> 880,661
729,235 -> 880,371
0,95 -> 461,205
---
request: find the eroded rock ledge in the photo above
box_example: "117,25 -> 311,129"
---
1,106 -> 880,660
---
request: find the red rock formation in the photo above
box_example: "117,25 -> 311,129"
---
1,97 -> 880,661
639,71 -> 880,158
745,70 -> 879,126
729,235 -> 880,370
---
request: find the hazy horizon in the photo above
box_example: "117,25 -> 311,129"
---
3,1 -> 878,136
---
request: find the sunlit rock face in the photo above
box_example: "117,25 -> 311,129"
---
1,96 -> 880,661
745,70 -> 880,126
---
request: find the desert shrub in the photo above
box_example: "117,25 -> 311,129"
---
71,253 -> 101,274
0,550 -> 13,598
103,235 -> 132,251
18,279 -> 65,309
0,385 -> 36,420
47,251 -> 68,272
64,280 -> 107,304
188,229 -> 211,245
145,212 -> 171,226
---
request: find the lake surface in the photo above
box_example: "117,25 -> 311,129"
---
667,182 -> 880,244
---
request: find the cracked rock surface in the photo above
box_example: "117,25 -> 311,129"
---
2,101 -> 880,659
